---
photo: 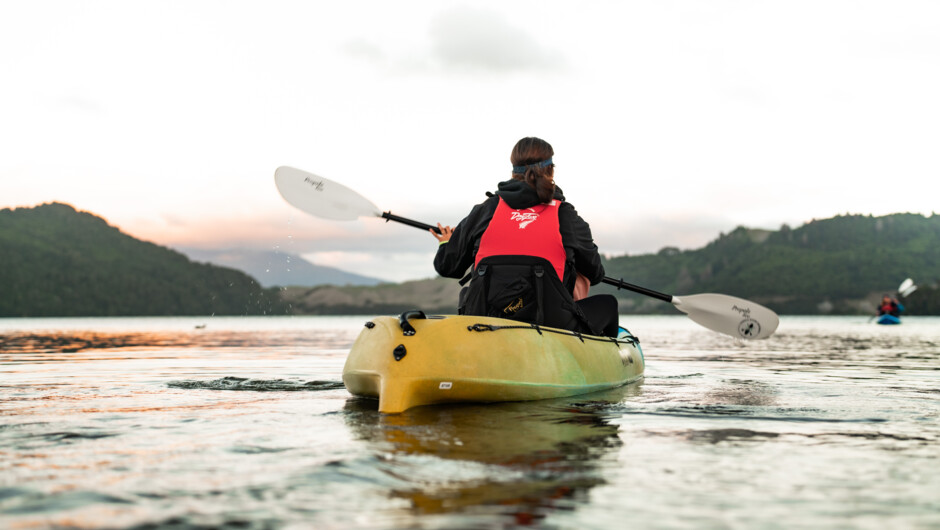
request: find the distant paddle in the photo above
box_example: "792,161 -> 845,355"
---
898,278 -> 917,297
274,166 -> 780,340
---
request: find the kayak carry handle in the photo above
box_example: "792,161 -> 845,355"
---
398,310 -> 427,336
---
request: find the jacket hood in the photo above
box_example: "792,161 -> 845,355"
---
495,179 -> 565,209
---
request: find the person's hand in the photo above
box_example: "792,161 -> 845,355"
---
572,272 -> 590,301
431,223 -> 453,243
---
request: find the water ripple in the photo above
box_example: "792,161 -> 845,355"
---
167,376 -> 345,392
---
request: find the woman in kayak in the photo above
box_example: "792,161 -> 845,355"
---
430,137 -> 619,337
877,295 -> 902,317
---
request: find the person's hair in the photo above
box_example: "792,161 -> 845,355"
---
510,137 -> 555,203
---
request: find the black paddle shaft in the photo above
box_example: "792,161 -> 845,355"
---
382,211 -> 441,234
381,211 -> 673,303
600,277 -> 673,302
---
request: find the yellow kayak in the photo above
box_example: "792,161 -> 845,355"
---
342,311 -> 645,413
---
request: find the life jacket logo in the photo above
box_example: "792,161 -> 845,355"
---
503,298 -> 524,314
510,210 -> 539,229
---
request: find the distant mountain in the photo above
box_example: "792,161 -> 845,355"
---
598,213 -> 940,315
0,203 -> 287,317
179,248 -> 384,288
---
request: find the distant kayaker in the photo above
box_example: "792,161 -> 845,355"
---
877,295 -> 902,317
430,137 -> 619,337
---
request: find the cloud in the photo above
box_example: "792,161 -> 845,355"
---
427,6 -> 562,73
59,95 -> 106,115
343,6 -> 564,75
341,39 -> 387,65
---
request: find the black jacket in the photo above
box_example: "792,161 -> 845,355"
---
433,179 -> 605,292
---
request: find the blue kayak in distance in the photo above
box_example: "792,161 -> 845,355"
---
877,314 -> 901,325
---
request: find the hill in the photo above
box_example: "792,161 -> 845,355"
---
280,277 -> 460,315
0,203 -> 287,317
179,248 -> 384,288
597,213 -> 940,314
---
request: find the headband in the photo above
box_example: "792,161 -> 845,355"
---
512,157 -> 553,174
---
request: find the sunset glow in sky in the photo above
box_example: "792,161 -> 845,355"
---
3,1 -> 938,281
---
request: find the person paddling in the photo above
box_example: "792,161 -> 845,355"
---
430,137 -> 619,337
877,295 -> 903,317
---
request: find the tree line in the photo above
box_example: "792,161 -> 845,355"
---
598,213 -> 940,315
0,203 -> 288,317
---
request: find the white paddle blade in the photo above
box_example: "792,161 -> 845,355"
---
274,166 -> 381,221
898,278 -> 917,297
672,293 -> 779,340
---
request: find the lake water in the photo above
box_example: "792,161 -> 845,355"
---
1,315 -> 938,529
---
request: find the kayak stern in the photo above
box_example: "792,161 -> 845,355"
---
342,314 -> 645,413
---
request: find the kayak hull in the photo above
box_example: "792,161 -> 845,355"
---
877,314 -> 901,325
342,314 -> 645,413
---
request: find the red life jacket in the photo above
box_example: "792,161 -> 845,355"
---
474,198 -> 567,281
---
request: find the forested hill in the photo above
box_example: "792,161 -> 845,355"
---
599,213 -> 940,314
0,203 -> 286,317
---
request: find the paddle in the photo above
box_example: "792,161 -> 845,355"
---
898,278 -> 917,298
274,166 -> 780,340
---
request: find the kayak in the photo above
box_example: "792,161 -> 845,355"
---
877,314 -> 901,325
342,311 -> 645,413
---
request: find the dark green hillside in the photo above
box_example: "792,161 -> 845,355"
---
902,283 -> 940,314
0,203 -> 287,317
600,213 -> 940,314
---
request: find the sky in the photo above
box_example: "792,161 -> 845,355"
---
2,0 -> 938,282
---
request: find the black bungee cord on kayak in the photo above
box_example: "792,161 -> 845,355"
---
466,321 -> 640,347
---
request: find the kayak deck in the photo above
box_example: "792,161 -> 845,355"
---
877,314 -> 901,325
342,312 -> 645,413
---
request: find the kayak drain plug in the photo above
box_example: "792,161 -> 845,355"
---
393,344 -> 407,361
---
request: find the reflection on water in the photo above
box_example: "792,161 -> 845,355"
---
0,329 -> 354,354
341,386 -> 639,525
1,315 -> 938,529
